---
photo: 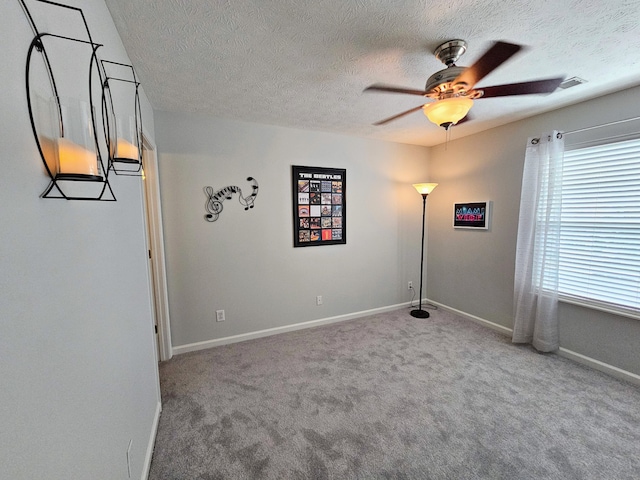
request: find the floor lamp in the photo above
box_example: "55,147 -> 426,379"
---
410,183 -> 438,318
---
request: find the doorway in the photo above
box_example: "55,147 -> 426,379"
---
141,137 -> 172,361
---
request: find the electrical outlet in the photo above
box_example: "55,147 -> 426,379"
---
316,295 -> 323,306
408,281 -> 413,290
216,310 -> 225,322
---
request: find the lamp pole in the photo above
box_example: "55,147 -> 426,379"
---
410,183 -> 437,318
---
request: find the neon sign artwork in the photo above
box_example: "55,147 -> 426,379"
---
453,201 -> 490,229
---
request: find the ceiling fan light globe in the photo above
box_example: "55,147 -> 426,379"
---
423,97 -> 473,127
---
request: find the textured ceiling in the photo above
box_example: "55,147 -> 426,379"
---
104,0 -> 640,146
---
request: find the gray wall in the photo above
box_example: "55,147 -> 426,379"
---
155,111 -> 431,347
427,85 -> 640,376
0,1 -> 159,478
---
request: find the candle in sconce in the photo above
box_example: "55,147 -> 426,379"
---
57,137 -> 98,176
115,138 -> 139,161
38,136 -> 57,173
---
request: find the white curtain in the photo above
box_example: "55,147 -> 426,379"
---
513,131 -> 564,352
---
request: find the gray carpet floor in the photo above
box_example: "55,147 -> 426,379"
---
149,308 -> 640,479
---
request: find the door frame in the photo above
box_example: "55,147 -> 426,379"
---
142,135 -> 173,361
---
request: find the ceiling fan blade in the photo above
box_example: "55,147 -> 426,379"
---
452,41 -> 523,90
477,77 -> 565,98
373,105 -> 425,125
364,84 -> 428,96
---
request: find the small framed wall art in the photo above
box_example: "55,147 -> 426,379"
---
292,165 -> 346,247
453,201 -> 491,229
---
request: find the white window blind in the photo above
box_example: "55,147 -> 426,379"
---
558,137 -> 640,313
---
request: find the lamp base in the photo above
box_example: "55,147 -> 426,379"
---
410,309 -> 430,319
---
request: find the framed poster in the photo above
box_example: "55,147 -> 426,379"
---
292,165 -> 346,247
453,201 -> 491,229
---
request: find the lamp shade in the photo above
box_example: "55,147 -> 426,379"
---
423,97 -> 473,127
412,183 -> 438,195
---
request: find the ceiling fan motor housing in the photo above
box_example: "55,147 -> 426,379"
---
425,66 -> 466,96
434,39 -> 467,66
426,40 -> 486,99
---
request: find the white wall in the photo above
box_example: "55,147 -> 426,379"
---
427,85 -> 640,376
0,1 -> 159,479
155,111 -> 431,347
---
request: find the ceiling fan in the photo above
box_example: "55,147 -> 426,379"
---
364,39 -> 564,130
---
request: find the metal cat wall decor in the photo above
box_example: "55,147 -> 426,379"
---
204,177 -> 259,222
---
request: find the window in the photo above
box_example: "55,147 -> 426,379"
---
557,137 -> 640,315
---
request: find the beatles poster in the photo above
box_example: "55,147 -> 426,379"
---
292,165 -> 346,247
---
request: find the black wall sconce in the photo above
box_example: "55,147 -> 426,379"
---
19,0 -> 116,200
204,177 -> 259,222
102,60 -> 144,176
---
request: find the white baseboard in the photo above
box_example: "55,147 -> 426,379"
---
428,299 -> 640,387
141,400 -> 162,480
427,299 -> 514,336
558,348 -> 640,387
172,302 -> 412,355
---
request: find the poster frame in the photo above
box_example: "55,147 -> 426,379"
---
292,165 -> 347,247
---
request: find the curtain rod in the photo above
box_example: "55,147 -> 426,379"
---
563,116 -> 640,136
